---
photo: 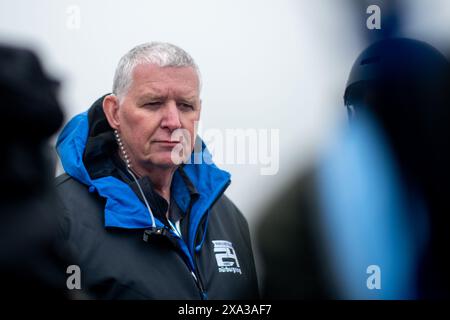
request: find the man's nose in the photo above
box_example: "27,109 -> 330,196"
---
161,101 -> 182,131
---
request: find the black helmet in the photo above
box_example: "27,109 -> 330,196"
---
344,38 -> 450,118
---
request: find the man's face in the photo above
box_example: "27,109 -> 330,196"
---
113,64 -> 201,170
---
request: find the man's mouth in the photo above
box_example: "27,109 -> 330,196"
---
153,140 -> 181,146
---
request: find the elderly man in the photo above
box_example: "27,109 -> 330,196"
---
55,42 -> 259,299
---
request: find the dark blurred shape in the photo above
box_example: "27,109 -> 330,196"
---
345,37 -> 450,298
256,169 -> 338,299
0,45 -> 63,198
0,44 -> 70,299
257,37 -> 450,299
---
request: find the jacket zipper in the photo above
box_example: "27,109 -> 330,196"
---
190,270 -> 207,300
163,223 -> 207,300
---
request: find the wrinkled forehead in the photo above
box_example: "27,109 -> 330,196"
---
130,63 -> 200,98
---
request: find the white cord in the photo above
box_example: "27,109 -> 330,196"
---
126,167 -> 156,229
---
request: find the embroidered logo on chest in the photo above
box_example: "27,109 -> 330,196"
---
212,240 -> 242,275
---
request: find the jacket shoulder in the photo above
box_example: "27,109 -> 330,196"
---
210,194 -> 252,248
55,173 -> 89,193
55,173 -> 71,186
54,172 -> 105,235
54,173 -> 101,214
214,194 -> 248,226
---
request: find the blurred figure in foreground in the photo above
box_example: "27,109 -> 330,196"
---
0,44 -> 70,299
257,37 -> 450,299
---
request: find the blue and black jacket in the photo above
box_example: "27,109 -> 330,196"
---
55,96 -> 259,299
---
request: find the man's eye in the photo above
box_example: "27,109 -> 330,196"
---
179,103 -> 194,110
144,102 -> 162,108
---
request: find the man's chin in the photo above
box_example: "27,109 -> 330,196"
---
156,162 -> 179,169
148,156 -> 181,169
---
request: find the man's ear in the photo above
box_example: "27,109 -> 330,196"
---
103,94 -> 120,129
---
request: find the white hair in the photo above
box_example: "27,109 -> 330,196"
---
112,42 -> 201,99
